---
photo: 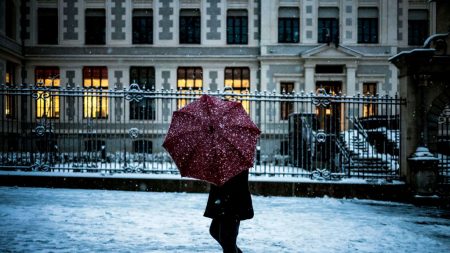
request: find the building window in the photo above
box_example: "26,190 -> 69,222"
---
85,9 -> 106,45
180,9 -> 201,44
318,7 -> 339,44
38,8 -> 58,44
227,9 -> 248,44
83,67 -> 108,118
363,83 -> 378,117
5,0 -> 17,39
280,82 -> 294,120
130,67 -> 156,120
224,67 -> 250,113
408,10 -> 428,46
358,8 -> 378,44
85,140 -> 105,152
177,67 -> 203,108
35,67 -> 60,118
36,139 -> 58,153
133,140 -> 153,153
133,9 -> 153,44
278,7 -> 299,43
5,62 -> 16,119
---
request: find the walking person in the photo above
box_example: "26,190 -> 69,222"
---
204,170 -> 253,253
162,94 -> 260,252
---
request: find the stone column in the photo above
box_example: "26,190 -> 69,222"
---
345,65 -> 356,96
304,64 -> 315,93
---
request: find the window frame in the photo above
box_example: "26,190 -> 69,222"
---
129,66 -> 156,120
408,9 -> 429,46
358,18 -> 378,44
408,20 -> 428,46
224,67 -> 250,113
85,9 -> 106,45
179,9 -> 201,44
83,66 -> 109,119
227,10 -> 248,45
357,7 -> 378,44
35,66 -> 61,119
177,67 -> 203,108
318,17 -> 339,44
37,8 -> 58,45
132,9 -> 153,44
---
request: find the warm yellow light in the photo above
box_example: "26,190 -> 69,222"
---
44,79 -> 52,86
177,79 -> 186,88
101,79 -> 108,88
93,79 -> 100,88
5,95 -> 12,115
36,91 -> 60,118
224,79 -> 233,87
5,73 -> 10,84
186,79 -> 194,88
83,94 -> 108,118
194,79 -> 202,88
326,108 -> 332,115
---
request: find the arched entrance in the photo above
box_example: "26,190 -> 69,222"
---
427,91 -> 450,184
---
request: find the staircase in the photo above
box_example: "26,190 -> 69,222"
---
338,130 -> 393,179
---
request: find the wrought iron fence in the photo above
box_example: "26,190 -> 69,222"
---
0,84 -> 408,181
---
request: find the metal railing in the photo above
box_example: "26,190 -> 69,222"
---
0,84 -> 408,181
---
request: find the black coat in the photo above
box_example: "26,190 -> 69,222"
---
204,170 -> 254,220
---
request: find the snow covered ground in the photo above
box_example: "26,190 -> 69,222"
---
0,187 -> 449,253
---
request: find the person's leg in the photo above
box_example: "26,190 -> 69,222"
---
209,217 -> 240,253
209,218 -> 221,243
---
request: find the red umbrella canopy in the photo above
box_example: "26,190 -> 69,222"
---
163,94 -> 261,186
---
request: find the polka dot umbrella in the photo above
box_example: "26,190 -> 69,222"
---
162,94 -> 261,186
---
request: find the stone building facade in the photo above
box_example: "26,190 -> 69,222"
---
0,0 -> 438,155
1,0 -> 436,96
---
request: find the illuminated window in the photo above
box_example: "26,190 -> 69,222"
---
5,62 -> 16,119
224,67 -> 250,113
280,82 -> 294,120
363,83 -> 378,117
130,67 -> 155,120
35,67 -> 60,118
83,67 -> 108,118
177,67 -> 203,108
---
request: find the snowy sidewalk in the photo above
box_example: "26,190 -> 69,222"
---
0,187 -> 449,253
